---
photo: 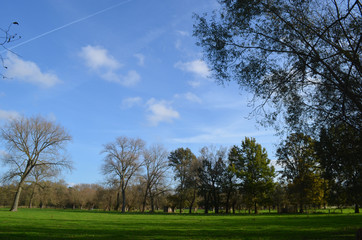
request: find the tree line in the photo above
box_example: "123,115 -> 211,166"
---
0,116 -> 360,213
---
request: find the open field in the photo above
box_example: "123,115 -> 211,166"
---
0,208 -> 361,239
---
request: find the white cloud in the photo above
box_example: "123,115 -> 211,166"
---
188,80 -> 201,88
4,53 -> 60,87
184,92 -> 202,103
175,92 -> 202,104
122,70 -> 141,86
79,45 -> 140,87
146,98 -> 180,126
174,59 -> 210,78
122,97 -> 143,108
79,45 -> 121,70
0,109 -> 20,120
134,53 -> 145,66
176,30 -> 189,37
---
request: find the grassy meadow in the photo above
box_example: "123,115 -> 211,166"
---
0,208 -> 361,239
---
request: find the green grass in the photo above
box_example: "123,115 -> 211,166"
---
0,208 -> 361,239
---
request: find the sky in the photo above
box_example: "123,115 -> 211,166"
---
0,0 -> 279,185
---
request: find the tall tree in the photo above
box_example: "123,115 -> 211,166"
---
194,0 -> 362,133
277,133 -> 326,213
316,125 -> 362,213
142,144 -> 170,212
229,137 -> 275,214
0,116 -> 72,211
198,146 -> 228,214
168,147 -> 198,213
101,136 -> 145,213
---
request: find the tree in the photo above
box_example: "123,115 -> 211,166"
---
198,146 -> 228,214
0,116 -> 72,211
316,124 -> 362,213
101,136 -> 145,213
277,133 -> 326,213
194,0 -> 362,134
141,144 -> 170,212
229,137 -> 275,214
1,22 -> 20,77
27,165 -> 59,208
168,147 -> 198,213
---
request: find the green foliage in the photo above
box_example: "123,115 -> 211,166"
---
168,148 -> 198,213
0,208 -> 361,239
229,137 -> 275,213
194,0 -> 362,133
277,133 -> 327,212
316,124 -> 362,212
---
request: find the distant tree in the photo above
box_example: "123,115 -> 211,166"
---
198,146 -> 228,214
277,133 -> 326,213
0,116 -> 72,211
229,137 -> 275,214
168,147 -> 198,213
142,144 -> 170,212
194,0 -> 362,134
101,136 -> 145,213
316,125 -> 362,213
27,165 -> 59,208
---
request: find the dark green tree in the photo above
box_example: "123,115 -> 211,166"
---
316,125 -> 362,213
194,0 -> 362,133
277,133 -> 326,213
198,146 -> 228,214
168,148 -> 198,213
229,137 -> 275,214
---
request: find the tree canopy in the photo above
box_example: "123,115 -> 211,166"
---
1,116 -> 72,211
194,0 -> 362,134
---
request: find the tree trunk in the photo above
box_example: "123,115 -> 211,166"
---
28,184 -> 37,208
254,202 -> 258,214
189,189 -> 196,214
115,190 -> 121,211
225,191 -> 230,214
121,188 -> 126,213
150,194 -> 154,213
355,203 -> 360,213
142,189 -> 148,213
10,182 -> 24,212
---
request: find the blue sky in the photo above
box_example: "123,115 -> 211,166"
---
1,0 -> 279,185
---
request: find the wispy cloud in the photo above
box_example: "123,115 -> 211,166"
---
0,109 -> 20,120
4,53 -> 61,87
146,98 -> 180,126
121,97 -> 143,108
79,45 -> 140,86
174,59 -> 210,78
172,123 -> 275,145
174,92 -> 202,104
188,80 -> 201,88
134,53 -> 145,66
176,30 -> 189,37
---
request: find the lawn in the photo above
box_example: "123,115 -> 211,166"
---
0,208 -> 361,239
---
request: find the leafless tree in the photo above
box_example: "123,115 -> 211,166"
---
141,144 -> 170,212
1,22 -> 20,77
0,116 -> 72,211
101,136 -> 145,213
27,165 -> 59,208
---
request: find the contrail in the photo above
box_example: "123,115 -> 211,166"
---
7,0 -> 133,51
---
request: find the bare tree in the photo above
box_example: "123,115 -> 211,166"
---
142,144 -> 170,212
101,136 -> 145,213
1,22 -> 20,77
0,116 -> 72,211
27,165 -> 59,208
